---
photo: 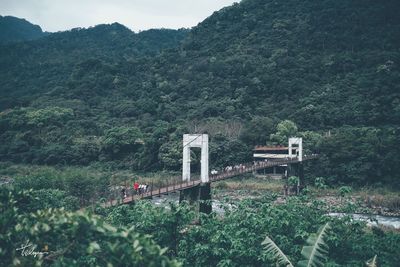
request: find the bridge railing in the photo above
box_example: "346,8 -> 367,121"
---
209,154 -> 318,181
105,179 -> 202,208
104,154 -> 318,207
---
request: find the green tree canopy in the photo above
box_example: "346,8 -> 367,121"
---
270,120 -> 299,145
102,126 -> 144,154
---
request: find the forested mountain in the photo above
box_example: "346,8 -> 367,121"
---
179,0 -> 400,128
0,15 -> 48,43
1,0 -> 399,186
0,23 -> 188,108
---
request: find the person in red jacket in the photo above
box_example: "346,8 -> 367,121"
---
134,182 -> 139,195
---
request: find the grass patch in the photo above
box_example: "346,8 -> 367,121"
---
213,175 -> 285,193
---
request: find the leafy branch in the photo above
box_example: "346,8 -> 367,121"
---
263,223 -> 331,267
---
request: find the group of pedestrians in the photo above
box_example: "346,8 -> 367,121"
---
210,163 -> 251,176
134,182 -> 149,195
120,181 -> 149,199
211,161 -> 273,177
224,164 -> 247,173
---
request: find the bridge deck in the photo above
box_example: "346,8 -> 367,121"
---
104,155 -> 318,207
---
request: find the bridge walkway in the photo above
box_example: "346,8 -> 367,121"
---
104,155 -> 318,207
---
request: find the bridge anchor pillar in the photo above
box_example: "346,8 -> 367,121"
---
298,163 -> 304,187
179,183 -> 212,214
179,184 -> 199,205
199,182 -> 212,214
287,162 -> 305,194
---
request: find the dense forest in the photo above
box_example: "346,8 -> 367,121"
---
1,0 -> 399,187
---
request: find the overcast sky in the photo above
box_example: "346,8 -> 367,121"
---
0,0 -> 238,32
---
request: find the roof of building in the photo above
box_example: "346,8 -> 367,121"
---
253,145 -> 296,151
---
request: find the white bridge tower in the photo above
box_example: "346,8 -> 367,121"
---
288,137 -> 303,161
182,134 -> 209,183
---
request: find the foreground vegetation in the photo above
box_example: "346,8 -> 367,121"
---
1,164 -> 399,266
1,185 -> 399,266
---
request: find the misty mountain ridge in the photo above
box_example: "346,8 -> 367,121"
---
0,15 -> 49,43
0,16 -> 189,55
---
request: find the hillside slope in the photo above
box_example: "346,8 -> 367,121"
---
0,23 -> 188,108
176,0 -> 400,128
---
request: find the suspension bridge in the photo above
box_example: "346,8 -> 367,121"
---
104,154 -> 318,208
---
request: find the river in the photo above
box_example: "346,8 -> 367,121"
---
328,213 -> 400,229
150,193 -> 400,229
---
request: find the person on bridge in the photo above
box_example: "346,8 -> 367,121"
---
138,184 -> 144,194
134,182 -> 139,195
121,187 -> 127,199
